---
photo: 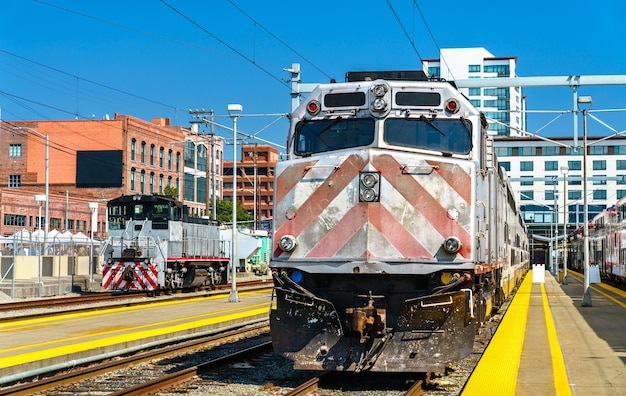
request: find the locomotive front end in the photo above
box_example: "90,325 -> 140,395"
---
270,75 -> 487,372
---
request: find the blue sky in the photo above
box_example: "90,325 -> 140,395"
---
2,0 -> 625,158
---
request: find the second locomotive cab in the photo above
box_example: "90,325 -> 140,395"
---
102,194 -> 229,292
269,71 -> 530,373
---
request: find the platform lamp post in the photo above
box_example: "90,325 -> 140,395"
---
560,165 -> 569,284
227,104 -> 243,303
88,202 -> 98,289
578,95 -> 593,306
34,194 -> 46,297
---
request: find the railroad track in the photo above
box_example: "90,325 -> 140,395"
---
0,321 -> 271,395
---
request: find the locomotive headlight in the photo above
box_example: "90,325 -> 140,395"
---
371,98 -> 387,112
361,188 -> 378,202
278,235 -> 297,252
359,172 -> 380,202
371,83 -> 388,97
443,236 -> 462,254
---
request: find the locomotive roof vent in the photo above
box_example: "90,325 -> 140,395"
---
346,70 -> 428,82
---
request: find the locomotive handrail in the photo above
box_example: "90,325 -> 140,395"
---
400,164 -> 438,175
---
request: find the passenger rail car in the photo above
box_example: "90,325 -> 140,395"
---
269,71 -> 529,373
102,194 -> 229,291
569,196 -> 626,286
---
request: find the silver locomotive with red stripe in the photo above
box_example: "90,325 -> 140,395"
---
270,71 -> 529,372
102,194 -> 229,292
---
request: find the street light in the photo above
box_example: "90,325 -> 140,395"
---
578,95 -> 592,306
88,202 -> 98,288
227,103 -> 242,303
34,194 -> 46,297
560,165 -> 569,284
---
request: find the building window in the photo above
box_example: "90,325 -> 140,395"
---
520,176 -> 533,185
176,152 -> 181,173
159,174 -> 164,193
184,141 -> 195,168
617,176 -> 626,185
568,160 -> 581,171
618,190 -> 626,199
568,190 -> 582,200
593,190 -> 606,200
168,149 -> 173,171
484,64 -> 510,76
197,176 -> 206,203
520,161 -> 534,171
468,64 -> 481,72
159,147 -> 164,168
9,144 -> 22,157
197,144 -> 207,172
8,174 -> 21,188
4,214 -> 26,227
184,173 -> 194,201
592,160 -> 606,170
518,147 -> 536,156
469,99 -> 481,107
483,99 -> 510,110
130,168 -> 136,191
131,139 -> 136,161
427,66 -> 440,77
544,161 -> 558,171
542,146 -> 559,156
468,88 -> 481,96
615,146 -> 626,155
495,147 -> 512,157
589,146 -> 608,155
150,144 -> 155,166
545,190 -> 556,201
150,172 -> 155,194
141,141 -> 146,164
520,191 -> 533,200
140,170 -> 146,194
499,162 -> 510,171
616,160 -> 626,170
593,175 -> 606,185
484,88 -> 510,98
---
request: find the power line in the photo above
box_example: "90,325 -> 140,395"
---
385,0 -> 424,63
159,0 -> 290,90
226,0 -> 333,81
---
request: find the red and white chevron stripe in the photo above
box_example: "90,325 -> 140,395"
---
273,151 -> 473,261
102,261 -> 159,290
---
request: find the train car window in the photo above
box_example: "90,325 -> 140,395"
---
396,92 -> 441,107
133,204 -> 145,220
384,118 -> 472,155
324,92 -> 366,107
294,118 -> 375,155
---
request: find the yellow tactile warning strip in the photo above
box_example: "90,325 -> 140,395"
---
0,290 -> 271,370
461,272 -> 572,396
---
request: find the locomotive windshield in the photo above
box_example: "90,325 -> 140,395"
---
294,118 -> 375,155
385,117 -> 472,155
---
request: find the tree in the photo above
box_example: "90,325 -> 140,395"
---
163,185 -> 179,198
215,198 -> 253,225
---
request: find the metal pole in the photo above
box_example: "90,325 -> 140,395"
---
581,107 -> 592,306
562,168 -> 568,284
228,104 -> 242,303
210,110 -> 217,222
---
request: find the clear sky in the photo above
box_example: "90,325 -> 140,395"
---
2,0 -> 625,158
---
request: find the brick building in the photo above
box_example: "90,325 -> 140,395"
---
223,144 -> 279,230
0,114 -> 222,237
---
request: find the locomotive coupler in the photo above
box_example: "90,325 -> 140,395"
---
345,291 -> 387,343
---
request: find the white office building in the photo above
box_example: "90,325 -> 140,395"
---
422,47 -> 524,137
493,136 -> 626,236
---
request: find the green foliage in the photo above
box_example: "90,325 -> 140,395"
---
163,185 -> 179,198
215,198 -> 253,225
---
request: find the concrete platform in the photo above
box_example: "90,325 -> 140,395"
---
463,270 -> 626,396
0,287 -> 272,385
